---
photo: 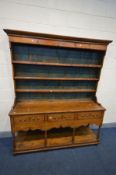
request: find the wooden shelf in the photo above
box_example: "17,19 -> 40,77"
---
14,76 -> 99,81
13,60 -> 102,68
16,89 -> 96,93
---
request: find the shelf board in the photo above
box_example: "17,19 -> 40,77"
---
14,76 -> 99,81
13,60 -> 102,68
16,89 -> 96,93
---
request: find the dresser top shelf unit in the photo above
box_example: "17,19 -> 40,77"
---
4,29 -> 111,113
5,29 -> 112,154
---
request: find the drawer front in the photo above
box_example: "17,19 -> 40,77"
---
46,113 -> 75,130
13,114 -> 44,131
62,113 -> 74,120
15,115 -> 44,122
47,113 -> 74,122
77,111 -> 103,120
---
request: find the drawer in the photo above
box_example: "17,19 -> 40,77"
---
13,114 -> 44,131
47,113 -> 74,122
77,111 -> 103,120
14,114 -> 44,123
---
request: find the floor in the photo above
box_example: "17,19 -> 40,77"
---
0,128 -> 116,175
